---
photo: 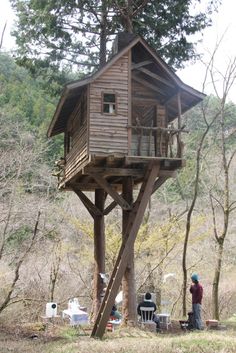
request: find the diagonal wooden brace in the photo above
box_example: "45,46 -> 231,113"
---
89,173 -> 131,210
72,188 -> 103,218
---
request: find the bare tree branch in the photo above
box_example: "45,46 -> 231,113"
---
0,22 -> 7,49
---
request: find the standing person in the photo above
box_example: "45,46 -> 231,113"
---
190,273 -> 203,330
137,292 -> 160,332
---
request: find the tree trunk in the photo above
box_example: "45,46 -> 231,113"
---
99,0 -> 108,67
121,0 -> 133,33
182,217 -> 191,317
212,241 -> 224,320
91,189 -> 105,321
122,176 -> 137,325
155,265 -> 163,312
181,114 -> 215,317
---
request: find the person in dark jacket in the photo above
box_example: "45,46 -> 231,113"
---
137,292 -> 160,331
190,273 -> 203,330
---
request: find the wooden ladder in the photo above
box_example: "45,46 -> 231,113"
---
91,162 -> 160,338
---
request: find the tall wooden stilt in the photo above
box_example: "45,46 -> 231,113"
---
91,189 -> 105,321
122,176 -> 137,324
91,162 -> 160,338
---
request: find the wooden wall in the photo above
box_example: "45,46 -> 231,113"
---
64,89 -> 88,182
89,54 -> 129,155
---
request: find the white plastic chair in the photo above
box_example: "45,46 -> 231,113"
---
139,306 -> 156,329
157,313 -> 171,330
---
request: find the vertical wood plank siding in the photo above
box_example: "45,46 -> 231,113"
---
89,55 -> 129,155
156,105 -> 167,156
64,89 -> 88,181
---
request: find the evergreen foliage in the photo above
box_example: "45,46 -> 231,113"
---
0,53 -> 63,162
10,0 -> 221,75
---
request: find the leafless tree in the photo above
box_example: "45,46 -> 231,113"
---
181,40 -> 227,317
0,211 -> 41,313
207,55 -> 236,320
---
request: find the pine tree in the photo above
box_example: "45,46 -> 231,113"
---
10,0 -> 221,75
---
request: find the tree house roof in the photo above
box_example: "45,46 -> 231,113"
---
47,34 -> 206,138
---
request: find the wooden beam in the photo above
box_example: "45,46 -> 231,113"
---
122,176 -> 136,322
131,60 -> 153,70
159,170 -> 177,177
132,75 -> 166,95
103,200 -> 118,216
177,91 -> 182,129
164,93 -> 178,106
132,96 -> 159,105
127,125 -> 189,133
152,176 -> 169,194
128,50 -> 132,156
177,91 -> 182,157
70,183 -> 121,191
106,155 -> 116,166
125,156 -> 182,165
89,174 -> 131,210
72,188 -> 103,218
165,97 -> 189,110
136,67 -> 175,88
92,189 -> 105,320
84,166 -> 145,178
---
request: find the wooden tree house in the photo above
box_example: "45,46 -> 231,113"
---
47,33 -> 205,338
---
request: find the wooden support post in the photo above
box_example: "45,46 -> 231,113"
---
91,162 -> 160,339
177,91 -> 182,158
122,176 -> 137,325
91,189 -> 106,321
154,105 -> 158,156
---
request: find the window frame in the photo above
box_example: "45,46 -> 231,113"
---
102,92 -> 117,115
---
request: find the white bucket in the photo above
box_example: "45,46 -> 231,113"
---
46,302 -> 57,317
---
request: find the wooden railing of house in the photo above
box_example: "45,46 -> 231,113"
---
128,126 -> 187,159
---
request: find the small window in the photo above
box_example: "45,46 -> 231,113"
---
102,93 -> 116,114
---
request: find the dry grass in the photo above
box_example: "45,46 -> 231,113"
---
1,323 -> 236,353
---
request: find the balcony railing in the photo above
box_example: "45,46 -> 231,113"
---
128,126 -> 187,159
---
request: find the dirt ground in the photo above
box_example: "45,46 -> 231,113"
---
0,319 -> 229,353
0,319 -> 194,342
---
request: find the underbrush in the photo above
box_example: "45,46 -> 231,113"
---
1,324 -> 236,353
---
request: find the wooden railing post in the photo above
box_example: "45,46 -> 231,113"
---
177,92 -> 182,158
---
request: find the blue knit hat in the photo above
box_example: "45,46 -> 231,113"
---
191,273 -> 199,282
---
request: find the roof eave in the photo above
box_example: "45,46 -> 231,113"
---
47,87 -> 69,138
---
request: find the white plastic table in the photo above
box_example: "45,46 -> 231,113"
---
62,308 -> 88,326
